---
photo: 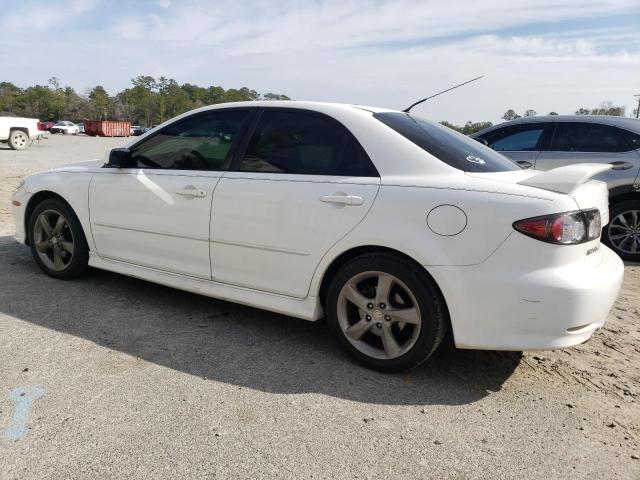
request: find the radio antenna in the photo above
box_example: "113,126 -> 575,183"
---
402,75 -> 484,112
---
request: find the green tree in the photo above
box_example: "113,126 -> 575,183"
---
63,86 -> 90,120
0,82 -> 24,115
440,120 -> 493,135
262,92 -> 291,101
0,76 -> 292,124
131,75 -> 157,125
523,109 -> 537,117
88,86 -> 111,120
502,109 -> 521,121
440,120 -> 463,132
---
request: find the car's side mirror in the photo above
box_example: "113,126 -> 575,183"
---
106,148 -> 135,168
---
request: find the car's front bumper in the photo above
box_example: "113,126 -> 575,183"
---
428,235 -> 624,351
11,187 -> 29,244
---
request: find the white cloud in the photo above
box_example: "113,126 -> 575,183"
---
0,0 -> 98,32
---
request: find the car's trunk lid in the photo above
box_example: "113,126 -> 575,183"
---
467,163 -> 612,224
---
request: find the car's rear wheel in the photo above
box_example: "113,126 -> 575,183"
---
8,130 -> 29,150
603,200 -> 640,262
28,198 -> 89,279
326,252 -> 447,372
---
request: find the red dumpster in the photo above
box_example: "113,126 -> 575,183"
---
84,120 -> 131,137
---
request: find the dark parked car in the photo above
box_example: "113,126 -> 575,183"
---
472,116 -> 640,261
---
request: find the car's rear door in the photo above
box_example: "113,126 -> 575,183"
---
210,108 -> 380,298
89,109 -> 250,279
534,121 -> 640,190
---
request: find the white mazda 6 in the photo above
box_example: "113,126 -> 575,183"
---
11,101 -> 624,371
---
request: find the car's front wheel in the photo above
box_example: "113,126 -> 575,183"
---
28,198 -> 90,279
326,252 -> 448,372
604,200 -> 640,262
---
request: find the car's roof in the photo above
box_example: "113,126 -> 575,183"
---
191,100 -> 397,115
477,115 -> 640,134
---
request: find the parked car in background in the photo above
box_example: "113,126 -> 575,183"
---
51,121 -> 80,135
11,102 -> 623,371
472,116 -> 640,261
0,117 -> 43,150
39,121 -> 55,132
131,125 -> 144,136
76,123 -> 85,134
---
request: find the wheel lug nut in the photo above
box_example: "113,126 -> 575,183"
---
366,315 -> 371,321
367,303 -> 373,309
385,315 -> 391,321
379,303 -> 386,309
376,322 -> 382,328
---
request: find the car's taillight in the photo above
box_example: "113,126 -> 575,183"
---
513,209 -> 601,245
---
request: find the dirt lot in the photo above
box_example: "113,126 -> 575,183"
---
0,134 -> 638,479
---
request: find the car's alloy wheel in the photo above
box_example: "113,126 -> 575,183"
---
337,271 -> 422,360
29,199 -> 89,279
327,252 -> 447,372
8,130 -> 28,150
33,210 -> 75,271
608,209 -> 640,254
604,201 -> 640,262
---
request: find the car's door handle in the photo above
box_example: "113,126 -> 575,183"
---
319,194 -> 364,206
609,161 -> 634,171
516,160 -> 533,169
176,186 -> 208,198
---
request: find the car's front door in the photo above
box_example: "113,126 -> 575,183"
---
477,122 -> 554,167
89,109 -> 250,279
210,109 -> 380,298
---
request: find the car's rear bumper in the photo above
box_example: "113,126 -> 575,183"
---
428,237 -> 624,351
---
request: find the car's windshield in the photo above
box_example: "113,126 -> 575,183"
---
374,112 -> 521,173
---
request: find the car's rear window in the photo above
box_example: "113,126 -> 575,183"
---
374,112 -> 521,173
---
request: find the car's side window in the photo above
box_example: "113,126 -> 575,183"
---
620,129 -> 640,151
237,110 -> 378,176
130,110 -> 248,170
550,122 -> 630,153
481,124 -> 549,152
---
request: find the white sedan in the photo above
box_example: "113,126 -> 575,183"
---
51,121 -> 80,135
10,101 -> 624,371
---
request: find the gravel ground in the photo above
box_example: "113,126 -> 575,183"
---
0,134 -> 638,479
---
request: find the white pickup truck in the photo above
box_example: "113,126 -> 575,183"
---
0,117 -> 43,150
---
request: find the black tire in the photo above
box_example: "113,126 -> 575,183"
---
8,129 -> 29,150
603,200 -> 640,262
326,252 -> 448,372
28,197 -> 90,279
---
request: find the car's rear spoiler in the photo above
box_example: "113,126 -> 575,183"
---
518,163 -> 612,194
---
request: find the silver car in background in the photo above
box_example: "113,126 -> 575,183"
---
473,116 -> 640,261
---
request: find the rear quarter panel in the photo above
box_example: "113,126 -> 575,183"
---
308,180 -> 575,297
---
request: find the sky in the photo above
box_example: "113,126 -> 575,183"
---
1,0 -> 639,124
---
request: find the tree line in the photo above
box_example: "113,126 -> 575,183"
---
441,101 -> 627,134
0,78 -> 629,133
0,76 -> 290,126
